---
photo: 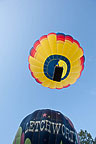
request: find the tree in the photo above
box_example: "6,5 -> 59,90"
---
79,129 -> 96,144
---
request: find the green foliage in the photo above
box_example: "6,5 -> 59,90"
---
79,129 -> 96,144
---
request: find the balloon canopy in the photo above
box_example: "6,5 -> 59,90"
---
28,32 -> 85,89
13,109 -> 80,144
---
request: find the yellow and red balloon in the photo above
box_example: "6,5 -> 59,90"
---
28,32 -> 85,89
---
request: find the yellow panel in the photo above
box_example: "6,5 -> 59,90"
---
63,69 -> 80,84
57,41 -> 64,55
37,75 -> 49,82
36,44 -> 48,58
69,72 -> 80,79
67,77 -> 77,84
61,74 -> 75,86
42,81 -> 51,88
66,71 -> 81,84
29,56 -> 43,67
48,81 -> 56,89
61,78 -> 70,87
65,42 -> 79,60
47,34 -> 57,54
30,65 -> 43,73
71,59 -> 81,67
34,52 -> 45,63
33,71 -> 53,84
62,40 -> 72,58
65,72 -> 80,84
40,38 -> 51,55
71,65 -> 82,73
33,72 -> 44,78
56,82 -> 63,89
70,48 -> 83,62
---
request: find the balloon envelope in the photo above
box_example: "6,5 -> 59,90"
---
13,109 -> 80,144
28,33 -> 85,89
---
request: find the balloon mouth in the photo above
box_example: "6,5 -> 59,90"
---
44,54 -> 71,81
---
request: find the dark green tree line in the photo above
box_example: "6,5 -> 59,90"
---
78,130 -> 96,144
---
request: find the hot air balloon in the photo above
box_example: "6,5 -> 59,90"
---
13,109 -> 80,144
28,33 -> 85,89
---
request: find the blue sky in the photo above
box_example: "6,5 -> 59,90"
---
0,0 -> 96,143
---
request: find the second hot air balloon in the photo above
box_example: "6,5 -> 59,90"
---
13,109 -> 80,144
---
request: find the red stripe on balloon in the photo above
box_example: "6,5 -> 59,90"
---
73,40 -> 80,47
78,64 -> 84,79
80,56 -> 85,65
31,72 -> 36,79
56,84 -> 70,90
65,35 -> 73,43
47,32 -> 56,36
80,46 -> 84,53
33,40 -> 40,49
39,35 -> 47,41
56,87 -> 63,90
56,34 -> 65,42
20,133 -> 24,144
30,48 -> 36,57
31,72 -> 42,84
81,64 -> 84,72
35,78 -> 42,84
63,84 -> 70,88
